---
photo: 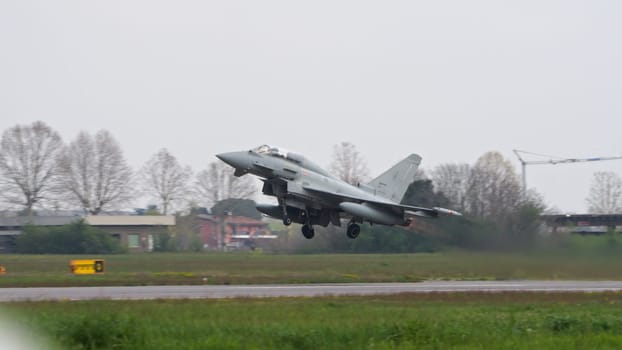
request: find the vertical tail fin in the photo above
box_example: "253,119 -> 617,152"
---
366,154 -> 422,203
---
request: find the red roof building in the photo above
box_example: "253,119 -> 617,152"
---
196,214 -> 273,250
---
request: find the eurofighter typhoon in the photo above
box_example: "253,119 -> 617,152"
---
217,145 -> 461,239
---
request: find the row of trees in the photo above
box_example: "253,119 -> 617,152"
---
429,155 -> 622,216
330,142 -> 622,217
0,123 -> 376,217
0,121 -> 256,215
2,121 -> 619,222
323,149 -> 543,251
415,152 -> 543,249
317,146 -> 622,252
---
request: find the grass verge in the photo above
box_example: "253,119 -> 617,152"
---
3,292 -> 622,349
3,251 -> 622,287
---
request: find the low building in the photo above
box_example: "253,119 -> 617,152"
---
0,215 -> 175,253
85,216 -> 175,253
541,214 -> 622,234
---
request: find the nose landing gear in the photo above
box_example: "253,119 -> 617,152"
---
279,199 -> 292,226
283,216 -> 292,226
300,209 -> 315,239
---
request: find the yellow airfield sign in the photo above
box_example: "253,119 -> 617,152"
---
69,259 -> 105,275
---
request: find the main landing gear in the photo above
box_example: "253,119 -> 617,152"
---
301,224 -> 315,239
346,223 -> 360,239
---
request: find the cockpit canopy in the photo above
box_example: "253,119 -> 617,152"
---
251,144 -> 332,177
254,144 -> 286,157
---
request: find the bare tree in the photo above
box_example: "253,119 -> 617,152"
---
57,130 -> 134,215
413,168 -> 427,182
465,151 -> 523,221
0,121 -> 63,214
329,142 -> 370,185
431,163 -> 471,213
140,148 -> 192,215
586,171 -> 622,214
195,161 -> 256,208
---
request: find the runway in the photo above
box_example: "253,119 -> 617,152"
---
2,281 -> 622,302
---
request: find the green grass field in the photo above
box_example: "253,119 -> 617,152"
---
3,292 -> 622,349
2,250 -> 622,287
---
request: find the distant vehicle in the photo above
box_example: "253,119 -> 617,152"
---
217,145 -> 461,239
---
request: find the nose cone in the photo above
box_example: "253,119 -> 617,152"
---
216,151 -> 249,170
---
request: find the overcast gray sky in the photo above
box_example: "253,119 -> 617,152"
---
1,1 -> 620,213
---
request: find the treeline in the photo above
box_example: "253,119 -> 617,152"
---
6,122 -> 618,254
402,151 -> 545,251
0,121 -> 256,216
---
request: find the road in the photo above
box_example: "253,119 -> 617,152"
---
3,281 -> 622,302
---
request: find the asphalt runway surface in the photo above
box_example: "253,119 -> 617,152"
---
3,281 -> 622,302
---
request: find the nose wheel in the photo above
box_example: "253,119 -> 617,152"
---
346,223 -> 360,239
279,199 -> 292,226
301,224 -> 315,239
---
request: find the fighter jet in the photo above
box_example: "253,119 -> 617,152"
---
217,145 -> 461,239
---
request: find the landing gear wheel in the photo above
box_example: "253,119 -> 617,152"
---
346,223 -> 360,239
301,224 -> 315,239
283,216 -> 292,226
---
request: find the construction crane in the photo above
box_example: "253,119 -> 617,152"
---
513,149 -> 622,190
